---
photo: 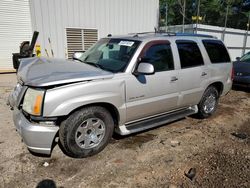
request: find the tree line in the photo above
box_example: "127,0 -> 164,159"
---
160,0 -> 250,30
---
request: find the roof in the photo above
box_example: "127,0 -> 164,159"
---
106,32 -> 217,42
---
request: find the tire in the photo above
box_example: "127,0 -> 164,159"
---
197,86 -> 219,119
59,106 -> 114,158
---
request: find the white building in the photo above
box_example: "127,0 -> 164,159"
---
0,0 -> 159,72
167,24 -> 250,60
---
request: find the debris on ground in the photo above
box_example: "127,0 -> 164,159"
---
231,132 -> 248,140
43,162 -> 49,167
184,168 -> 196,181
160,140 -> 165,145
170,140 -> 180,147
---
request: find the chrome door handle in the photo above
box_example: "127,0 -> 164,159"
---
201,72 -> 207,76
171,76 -> 178,82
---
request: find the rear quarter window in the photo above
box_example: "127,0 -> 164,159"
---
176,40 -> 204,69
202,40 -> 231,63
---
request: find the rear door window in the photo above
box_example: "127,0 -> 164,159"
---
176,40 -> 204,69
202,40 -> 231,63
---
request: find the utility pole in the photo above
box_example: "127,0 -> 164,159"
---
242,12 -> 250,56
195,0 -> 200,34
166,3 -> 168,31
182,0 -> 186,33
222,4 -> 229,41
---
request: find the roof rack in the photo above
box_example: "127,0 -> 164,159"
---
130,31 -> 176,37
175,33 -> 215,38
131,32 -> 155,37
129,31 -> 216,39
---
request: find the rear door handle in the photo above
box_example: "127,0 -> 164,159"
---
171,76 -> 178,82
201,72 -> 207,76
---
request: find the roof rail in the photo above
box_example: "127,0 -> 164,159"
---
130,31 -> 176,37
129,32 -> 216,39
159,31 -> 176,36
175,33 -> 215,38
131,31 -> 156,37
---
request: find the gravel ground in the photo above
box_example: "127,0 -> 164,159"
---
0,74 -> 249,188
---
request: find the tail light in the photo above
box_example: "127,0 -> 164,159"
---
231,67 -> 234,81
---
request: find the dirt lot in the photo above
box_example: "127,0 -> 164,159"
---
0,73 -> 249,188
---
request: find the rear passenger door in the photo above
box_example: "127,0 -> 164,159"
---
176,40 -> 208,107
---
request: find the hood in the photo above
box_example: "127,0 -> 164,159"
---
17,57 -> 114,87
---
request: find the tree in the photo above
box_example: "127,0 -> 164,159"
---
159,0 -> 250,30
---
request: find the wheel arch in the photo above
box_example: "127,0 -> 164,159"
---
62,102 -> 120,127
207,81 -> 224,95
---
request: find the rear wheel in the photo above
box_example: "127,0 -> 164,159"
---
197,86 -> 219,119
59,106 -> 114,158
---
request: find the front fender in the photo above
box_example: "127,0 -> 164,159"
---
43,79 -> 126,123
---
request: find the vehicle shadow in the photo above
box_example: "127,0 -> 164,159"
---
232,85 -> 250,93
28,149 -> 51,158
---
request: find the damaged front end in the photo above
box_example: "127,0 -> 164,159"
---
7,78 -> 58,155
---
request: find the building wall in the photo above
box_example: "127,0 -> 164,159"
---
166,24 -> 250,60
0,0 -> 33,72
30,0 -> 159,59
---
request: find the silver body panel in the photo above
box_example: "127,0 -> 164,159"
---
17,57 -> 113,87
13,108 -> 58,155
9,34 -> 232,155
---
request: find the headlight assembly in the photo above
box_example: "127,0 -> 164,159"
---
22,88 -> 45,116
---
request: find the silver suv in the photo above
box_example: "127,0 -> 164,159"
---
8,33 -> 233,158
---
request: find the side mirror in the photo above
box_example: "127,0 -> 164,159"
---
72,51 -> 85,61
236,57 -> 240,61
135,62 -> 154,75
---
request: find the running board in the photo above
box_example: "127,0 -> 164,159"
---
116,106 -> 198,135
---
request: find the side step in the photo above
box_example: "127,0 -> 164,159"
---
116,106 -> 198,135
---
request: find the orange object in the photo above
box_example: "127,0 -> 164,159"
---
33,95 -> 43,115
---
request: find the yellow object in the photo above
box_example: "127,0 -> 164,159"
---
35,44 -> 41,57
192,16 -> 202,21
33,95 -> 43,115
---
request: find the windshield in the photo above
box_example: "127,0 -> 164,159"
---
78,38 -> 141,73
240,52 -> 250,62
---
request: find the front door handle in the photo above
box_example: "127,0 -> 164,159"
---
201,72 -> 207,76
171,76 -> 178,82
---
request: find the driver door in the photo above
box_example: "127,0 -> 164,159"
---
125,41 -> 180,122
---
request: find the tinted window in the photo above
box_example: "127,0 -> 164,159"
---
202,40 -> 231,63
240,52 -> 250,62
144,44 -> 174,72
176,41 -> 204,68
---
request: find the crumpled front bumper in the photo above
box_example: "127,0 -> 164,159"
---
13,108 -> 59,155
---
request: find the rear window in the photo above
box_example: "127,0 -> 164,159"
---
176,40 -> 204,69
202,40 -> 231,63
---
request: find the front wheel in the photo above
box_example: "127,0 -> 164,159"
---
197,86 -> 219,119
59,106 -> 114,158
